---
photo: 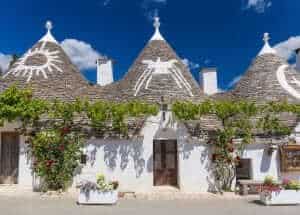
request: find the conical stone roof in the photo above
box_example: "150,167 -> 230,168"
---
232,33 -> 300,104
96,17 -> 204,103
1,21 -> 90,101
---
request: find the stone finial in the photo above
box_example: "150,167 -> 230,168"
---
263,32 -> 270,44
150,16 -> 165,41
39,20 -> 58,44
46,21 -> 53,33
258,32 -> 276,56
154,16 -> 161,30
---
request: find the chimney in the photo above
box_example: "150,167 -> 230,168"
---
296,49 -> 300,71
201,68 -> 218,95
96,57 -> 114,86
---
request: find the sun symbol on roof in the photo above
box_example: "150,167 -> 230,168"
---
4,42 -> 63,82
3,21 -> 63,82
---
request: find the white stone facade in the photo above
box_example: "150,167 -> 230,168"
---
0,119 -> 292,193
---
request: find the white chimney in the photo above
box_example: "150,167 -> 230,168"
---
296,49 -> 300,71
201,68 -> 218,95
96,57 -> 114,86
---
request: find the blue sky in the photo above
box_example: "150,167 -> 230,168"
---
0,0 -> 300,90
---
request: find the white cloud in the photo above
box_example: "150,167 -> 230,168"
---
61,39 -> 103,70
228,75 -> 242,88
182,58 -> 200,70
274,36 -> 300,60
0,53 -> 12,73
243,0 -> 272,13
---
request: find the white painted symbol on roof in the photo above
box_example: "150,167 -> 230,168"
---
3,41 -> 63,82
277,64 -> 300,99
133,57 -> 193,97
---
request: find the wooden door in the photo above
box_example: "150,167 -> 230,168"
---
0,132 -> 20,184
154,140 -> 178,186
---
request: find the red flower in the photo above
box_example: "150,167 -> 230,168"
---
61,127 -> 70,135
228,147 -> 234,153
45,160 -> 54,168
282,178 -> 291,186
59,145 -> 65,151
236,156 -> 241,161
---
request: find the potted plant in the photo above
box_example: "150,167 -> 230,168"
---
77,174 -> 119,205
260,177 -> 300,205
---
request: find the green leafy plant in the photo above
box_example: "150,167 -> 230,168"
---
31,129 -> 82,191
264,176 -> 276,185
96,173 -> 119,191
282,178 -> 300,190
0,86 -> 158,191
172,100 -> 296,192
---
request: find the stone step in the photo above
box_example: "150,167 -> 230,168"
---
0,185 -> 35,196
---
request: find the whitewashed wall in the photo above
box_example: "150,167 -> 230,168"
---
242,143 -> 280,181
0,119 -> 292,193
178,142 -> 213,192
177,125 -> 213,192
76,113 -> 162,192
0,122 -> 33,188
77,113 -> 215,193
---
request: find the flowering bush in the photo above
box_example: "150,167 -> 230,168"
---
261,176 -> 281,194
96,174 -> 119,191
282,178 -> 300,190
31,128 -> 82,191
264,176 -> 276,185
79,174 -> 119,193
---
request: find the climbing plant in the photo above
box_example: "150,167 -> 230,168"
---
0,86 -> 159,191
172,100 -> 298,192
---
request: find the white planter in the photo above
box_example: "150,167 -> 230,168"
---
260,190 -> 300,205
78,189 -> 118,205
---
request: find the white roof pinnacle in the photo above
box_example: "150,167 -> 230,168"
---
39,20 -> 58,44
258,32 -> 277,56
150,16 -> 165,41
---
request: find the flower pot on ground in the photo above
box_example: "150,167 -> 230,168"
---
260,177 -> 300,205
77,174 -> 119,205
260,190 -> 300,205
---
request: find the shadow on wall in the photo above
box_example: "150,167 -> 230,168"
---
260,148 -> 272,173
177,123 -> 194,160
99,140 -> 148,178
177,124 -> 216,192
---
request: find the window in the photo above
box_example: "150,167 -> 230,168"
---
280,145 -> 300,172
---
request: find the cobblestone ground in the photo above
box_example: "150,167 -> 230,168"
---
0,195 -> 299,215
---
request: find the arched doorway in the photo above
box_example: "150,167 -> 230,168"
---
153,128 -> 178,187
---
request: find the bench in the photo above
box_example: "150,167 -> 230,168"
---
238,180 -> 264,196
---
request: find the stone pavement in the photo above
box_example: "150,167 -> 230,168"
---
0,195 -> 299,215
